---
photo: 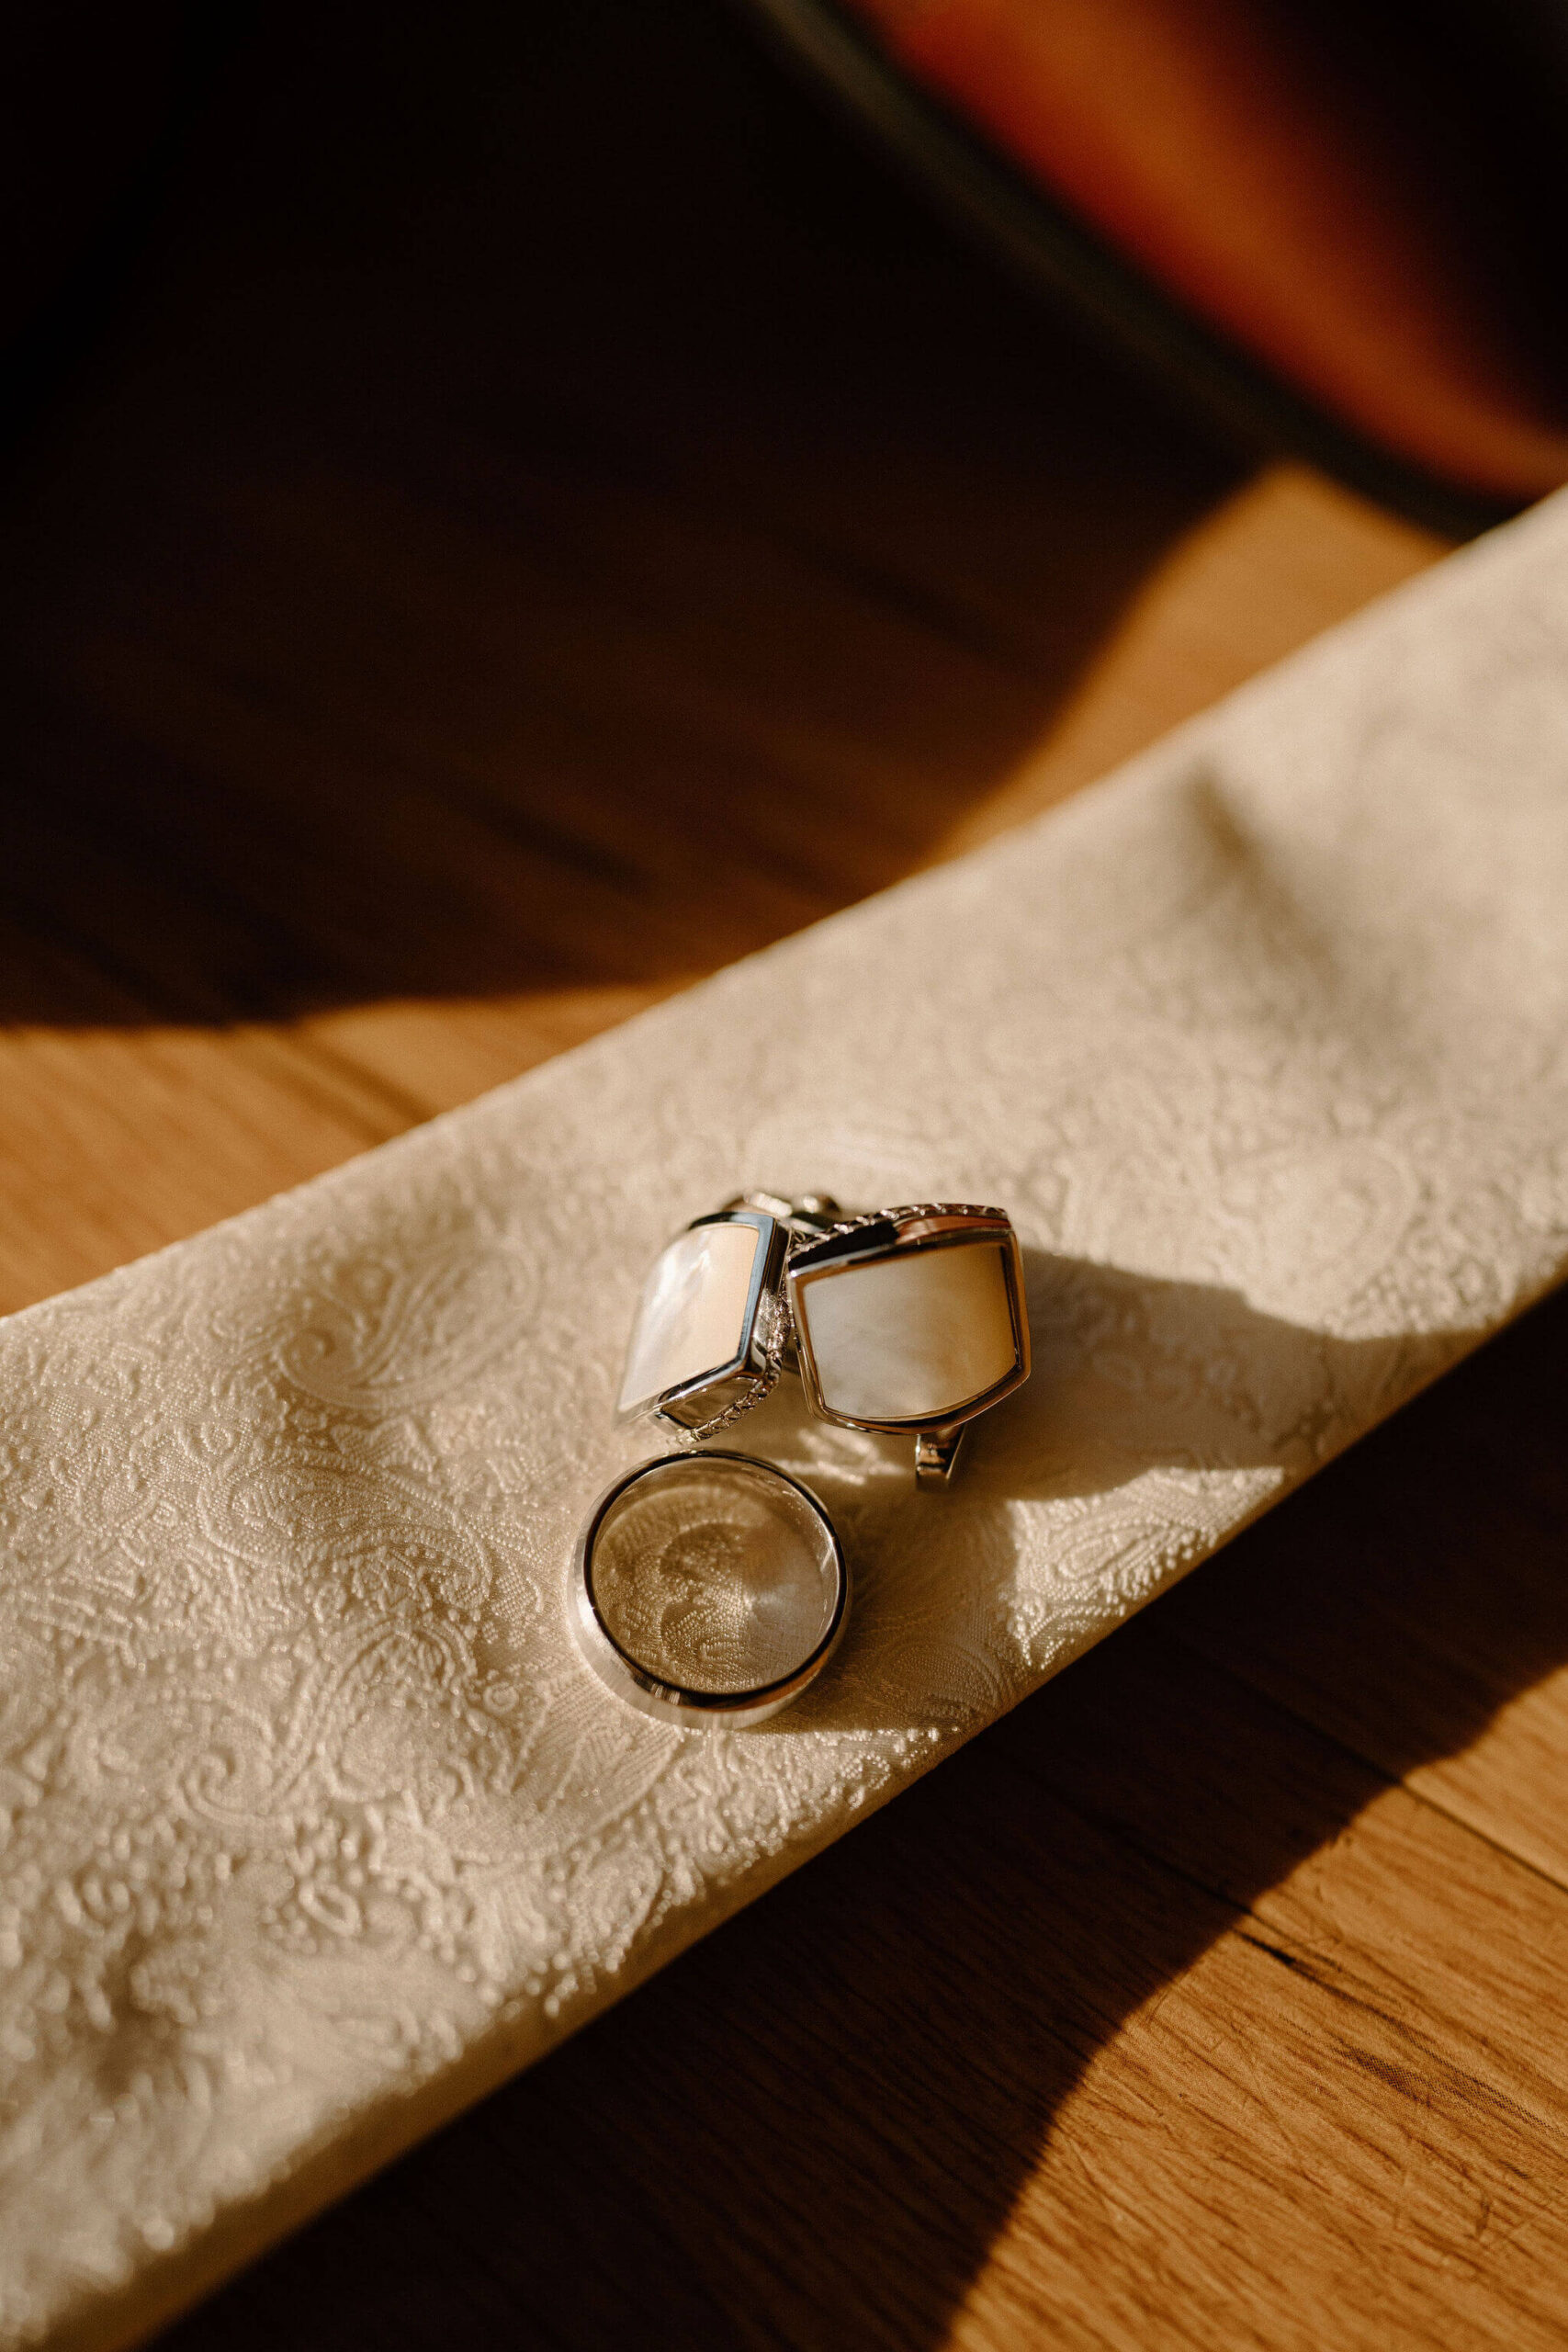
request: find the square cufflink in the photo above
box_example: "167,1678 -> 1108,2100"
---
785,1204 -> 1030,1484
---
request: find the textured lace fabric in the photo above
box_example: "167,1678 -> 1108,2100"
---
5,497 -> 1568,2347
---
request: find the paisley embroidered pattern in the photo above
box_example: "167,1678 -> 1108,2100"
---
4,499 -> 1568,2346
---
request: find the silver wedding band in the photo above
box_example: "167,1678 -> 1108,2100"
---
571,1451 -> 850,1728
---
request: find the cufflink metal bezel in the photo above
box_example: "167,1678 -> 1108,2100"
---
784,1204 -> 1031,1486
615,1203 -> 792,1442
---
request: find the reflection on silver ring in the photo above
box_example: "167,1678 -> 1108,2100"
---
570,1451 -> 850,1728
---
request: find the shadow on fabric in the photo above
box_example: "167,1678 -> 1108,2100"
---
154,1259 -> 1568,2350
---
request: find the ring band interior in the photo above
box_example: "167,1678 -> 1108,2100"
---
579,1453 -> 845,1714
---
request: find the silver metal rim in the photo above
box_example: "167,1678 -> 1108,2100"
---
615,1205 -> 788,1439
786,1204 -> 1032,1439
570,1451 -> 850,1729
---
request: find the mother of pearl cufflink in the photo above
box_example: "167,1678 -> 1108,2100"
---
617,1195 -> 1029,1485
784,1204 -> 1030,1486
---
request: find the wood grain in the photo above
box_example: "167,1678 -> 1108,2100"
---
5,3 -> 1563,2347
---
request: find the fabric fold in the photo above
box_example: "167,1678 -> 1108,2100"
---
4,493 -> 1568,2349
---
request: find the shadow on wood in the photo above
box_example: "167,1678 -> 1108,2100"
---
0,0 -> 1236,1030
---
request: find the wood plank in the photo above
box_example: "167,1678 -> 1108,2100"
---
1156,1287 -> 1568,1889
0,447 -> 1444,1311
943,461 -> 1447,856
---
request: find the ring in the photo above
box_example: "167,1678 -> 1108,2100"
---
571,1452 -> 850,1726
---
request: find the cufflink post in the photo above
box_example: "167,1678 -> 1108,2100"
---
914,1425 -> 966,1488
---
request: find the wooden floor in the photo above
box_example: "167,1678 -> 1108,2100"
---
6,4 -> 1567,2346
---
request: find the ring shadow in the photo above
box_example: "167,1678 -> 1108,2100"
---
156,1255 -> 1568,2347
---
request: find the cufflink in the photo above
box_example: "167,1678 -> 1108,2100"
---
619,1193 -> 1028,1483
616,1193 -> 842,1442
785,1204 -> 1030,1487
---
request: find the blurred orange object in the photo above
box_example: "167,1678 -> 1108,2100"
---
762,0 -> 1568,514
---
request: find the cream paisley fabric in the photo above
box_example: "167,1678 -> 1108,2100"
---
6,496 -> 1568,2347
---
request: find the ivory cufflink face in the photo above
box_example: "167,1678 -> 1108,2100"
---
616,1204 -> 791,1440
785,1206 -> 1030,1483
